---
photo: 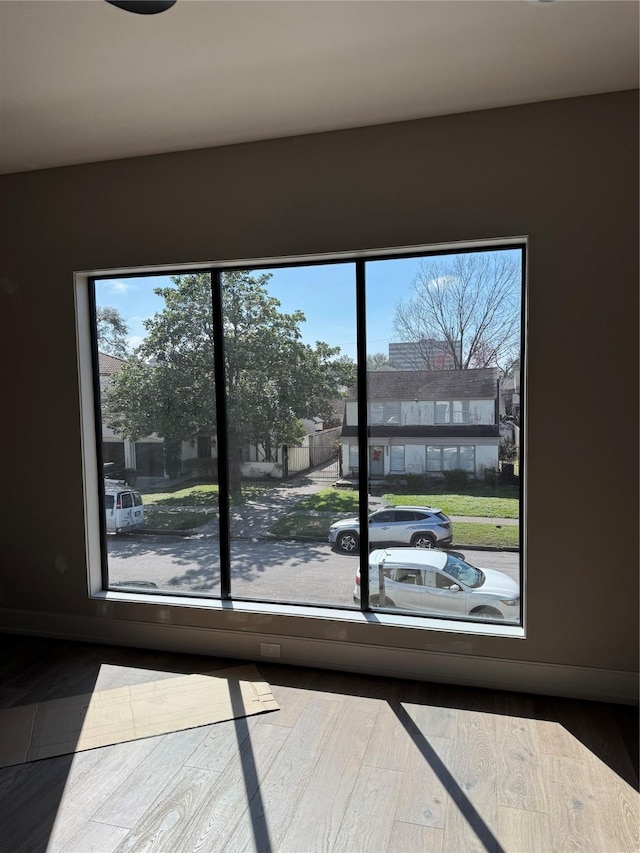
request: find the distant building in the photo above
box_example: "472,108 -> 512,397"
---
389,339 -> 462,370
341,367 -> 500,478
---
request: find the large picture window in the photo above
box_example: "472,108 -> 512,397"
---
90,242 -> 524,626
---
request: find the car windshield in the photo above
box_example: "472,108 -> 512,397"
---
444,554 -> 484,588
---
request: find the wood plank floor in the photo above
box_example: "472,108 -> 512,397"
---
0,635 -> 637,853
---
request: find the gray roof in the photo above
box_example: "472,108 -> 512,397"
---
348,367 -> 499,400
98,352 -> 126,375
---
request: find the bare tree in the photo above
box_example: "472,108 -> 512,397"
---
393,252 -> 521,370
367,352 -> 390,370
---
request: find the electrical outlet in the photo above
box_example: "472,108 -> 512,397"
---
260,642 -> 281,658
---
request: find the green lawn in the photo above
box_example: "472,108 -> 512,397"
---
269,512 -> 519,549
141,482 -> 271,508
142,485 -> 220,507
295,488 -> 518,519
452,522 -> 519,549
295,489 -> 361,513
382,493 -> 519,519
143,507 -> 217,531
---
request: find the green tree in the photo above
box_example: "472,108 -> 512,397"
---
96,306 -> 129,358
103,271 -> 354,496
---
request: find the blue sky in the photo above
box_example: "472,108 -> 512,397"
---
95,249 -> 521,362
95,257 -> 425,361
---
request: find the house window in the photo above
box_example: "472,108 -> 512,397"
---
452,401 -> 470,423
469,400 -> 495,424
348,444 -> 359,471
385,402 -> 401,424
426,445 -> 441,471
426,445 -> 476,472
88,242 -> 523,627
370,403 -> 384,424
459,445 -> 475,471
390,445 -> 405,472
435,401 -> 450,424
369,402 -> 400,424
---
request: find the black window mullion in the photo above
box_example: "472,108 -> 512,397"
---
355,259 -> 370,610
210,270 -> 231,599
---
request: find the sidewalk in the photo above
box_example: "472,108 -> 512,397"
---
229,477 -> 326,539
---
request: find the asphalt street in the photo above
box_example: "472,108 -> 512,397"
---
107,533 -> 520,608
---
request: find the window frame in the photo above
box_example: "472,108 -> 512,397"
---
79,237 -> 526,632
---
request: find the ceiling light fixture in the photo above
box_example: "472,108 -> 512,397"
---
105,1 -> 177,14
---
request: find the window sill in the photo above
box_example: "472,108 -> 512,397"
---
93,589 -> 525,640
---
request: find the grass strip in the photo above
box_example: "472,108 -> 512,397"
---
143,507 -> 217,531
296,488 -> 519,519
141,483 -> 271,508
142,485 -> 219,507
382,493 -> 519,519
269,513 -> 519,549
295,489 -> 361,513
452,522 -> 519,548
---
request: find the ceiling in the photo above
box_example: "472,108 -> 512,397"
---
0,0 -> 637,174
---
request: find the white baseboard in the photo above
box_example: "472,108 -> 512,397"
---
0,608 -> 636,704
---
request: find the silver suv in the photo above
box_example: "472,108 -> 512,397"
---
328,505 -> 452,553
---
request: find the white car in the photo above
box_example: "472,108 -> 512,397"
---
354,548 -> 520,622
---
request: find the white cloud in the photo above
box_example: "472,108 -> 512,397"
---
427,275 -> 458,289
127,335 -> 144,349
105,280 -> 133,294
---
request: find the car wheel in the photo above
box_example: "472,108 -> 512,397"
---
470,607 -> 503,620
369,595 -> 396,608
337,531 -> 359,553
410,533 -> 435,549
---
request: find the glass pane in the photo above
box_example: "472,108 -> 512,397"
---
94,272 -> 222,596
435,402 -> 450,424
348,444 -> 359,474
459,445 -> 475,472
452,400 -> 469,423
370,403 -> 384,424
390,445 -> 405,472
385,402 -> 401,424
223,263 -> 360,607
364,247 -> 522,625
469,400 -> 495,424
426,445 -> 441,471
442,446 -> 458,470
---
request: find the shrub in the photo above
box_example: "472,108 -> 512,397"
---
483,466 -> 498,487
383,473 -> 420,493
182,457 -> 219,481
441,468 -> 469,490
499,438 -> 518,463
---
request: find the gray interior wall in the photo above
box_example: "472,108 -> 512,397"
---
1,91 -> 638,676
